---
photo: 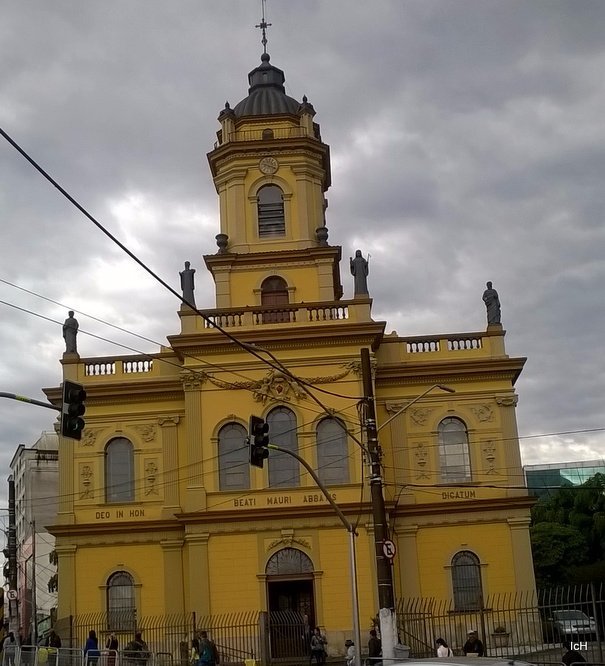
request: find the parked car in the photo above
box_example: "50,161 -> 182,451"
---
545,609 -> 597,641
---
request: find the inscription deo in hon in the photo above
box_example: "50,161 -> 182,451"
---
95,508 -> 146,520
233,493 -> 337,508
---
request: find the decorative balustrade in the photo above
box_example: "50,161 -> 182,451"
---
85,358 -> 154,377
404,332 -> 494,358
214,126 -> 316,148
200,301 -> 352,329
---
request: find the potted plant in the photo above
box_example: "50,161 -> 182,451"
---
491,626 -> 510,647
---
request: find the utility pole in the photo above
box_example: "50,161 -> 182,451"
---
361,348 -> 397,662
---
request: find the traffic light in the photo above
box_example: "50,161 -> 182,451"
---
249,415 -> 269,468
61,380 -> 86,440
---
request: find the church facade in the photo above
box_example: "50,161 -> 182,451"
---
45,48 -> 535,655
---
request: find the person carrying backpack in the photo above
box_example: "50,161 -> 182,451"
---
199,632 -> 219,666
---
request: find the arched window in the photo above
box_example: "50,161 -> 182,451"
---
438,417 -> 471,482
106,437 -> 134,503
316,418 -> 349,485
266,547 -> 314,576
267,407 -> 299,488
107,571 -> 136,631
258,185 -> 285,237
451,551 -> 483,610
261,276 -> 290,324
218,423 -> 250,490
262,128 -> 274,140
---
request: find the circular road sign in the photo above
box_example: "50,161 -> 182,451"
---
382,540 -> 396,559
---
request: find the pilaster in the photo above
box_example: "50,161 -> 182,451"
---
56,544 -> 77,617
397,525 -> 421,598
161,538 -> 186,614
496,395 -> 525,493
185,532 -> 210,616
507,517 -> 537,593
159,416 -> 181,518
181,372 -> 207,512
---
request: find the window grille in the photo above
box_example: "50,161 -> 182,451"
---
258,185 -> 285,237
218,423 -> 250,490
267,407 -> 299,487
438,417 -> 471,482
106,437 -> 134,502
107,571 -> 136,631
451,550 -> 483,610
316,418 -> 349,485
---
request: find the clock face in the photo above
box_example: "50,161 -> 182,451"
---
259,156 -> 279,175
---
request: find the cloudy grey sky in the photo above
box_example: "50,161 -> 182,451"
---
1,0 -> 604,490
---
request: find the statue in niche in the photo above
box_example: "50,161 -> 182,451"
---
350,250 -> 369,296
482,281 -> 501,325
180,261 -> 196,306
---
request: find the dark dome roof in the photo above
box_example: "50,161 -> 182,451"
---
233,53 -> 300,118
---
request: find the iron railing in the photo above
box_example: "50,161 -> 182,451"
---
397,583 -> 604,665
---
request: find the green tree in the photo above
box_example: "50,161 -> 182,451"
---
530,472 -> 605,585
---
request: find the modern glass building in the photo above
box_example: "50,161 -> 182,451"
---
524,459 -> 605,497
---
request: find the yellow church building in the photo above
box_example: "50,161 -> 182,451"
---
45,46 -> 535,660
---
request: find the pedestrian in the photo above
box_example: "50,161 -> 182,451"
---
435,638 -> 453,658
562,641 -> 586,666
47,630 -> 61,666
190,638 -> 200,666
84,630 -> 101,666
367,630 -> 381,666
199,631 -> 219,666
345,639 -> 355,666
124,632 -> 148,666
3,633 -> 16,666
106,633 -> 119,666
310,627 -> 327,665
462,630 -> 484,657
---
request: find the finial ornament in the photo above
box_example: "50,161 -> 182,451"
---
255,0 -> 272,55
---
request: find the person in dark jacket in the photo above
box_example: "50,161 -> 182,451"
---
562,641 -> 586,666
84,630 -> 100,666
462,630 -> 484,657
367,629 -> 382,666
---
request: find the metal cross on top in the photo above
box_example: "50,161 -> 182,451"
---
255,0 -> 272,54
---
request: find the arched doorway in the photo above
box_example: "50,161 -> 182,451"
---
266,548 -> 315,659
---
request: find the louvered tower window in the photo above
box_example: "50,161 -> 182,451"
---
258,185 -> 285,237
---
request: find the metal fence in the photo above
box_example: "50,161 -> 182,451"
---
397,582 -> 604,665
57,611 -> 261,666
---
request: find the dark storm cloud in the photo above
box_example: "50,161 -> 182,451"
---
0,0 -> 603,485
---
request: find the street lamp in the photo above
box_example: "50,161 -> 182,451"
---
377,384 -> 455,432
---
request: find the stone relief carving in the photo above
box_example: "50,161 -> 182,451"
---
414,442 -> 430,479
471,404 -> 494,422
80,430 -> 96,447
180,371 -> 206,391
482,440 -> 498,474
80,465 -> 93,499
410,408 -> 432,426
158,416 -> 180,427
145,460 -> 158,496
197,362 -> 360,403
267,535 -> 311,551
135,424 -> 157,442
496,395 -> 518,407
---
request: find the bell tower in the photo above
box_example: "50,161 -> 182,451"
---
205,51 -> 343,309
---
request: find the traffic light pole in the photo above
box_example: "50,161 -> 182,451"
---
0,392 -> 60,411
360,348 -> 397,663
267,444 -> 362,666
